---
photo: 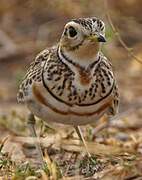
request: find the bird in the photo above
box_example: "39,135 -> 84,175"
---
17,17 -> 119,167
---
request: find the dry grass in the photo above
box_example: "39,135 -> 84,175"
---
0,108 -> 142,179
0,0 -> 142,179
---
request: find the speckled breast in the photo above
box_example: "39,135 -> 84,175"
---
42,57 -> 114,107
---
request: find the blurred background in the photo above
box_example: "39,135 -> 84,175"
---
0,0 -> 142,178
0,0 -> 142,109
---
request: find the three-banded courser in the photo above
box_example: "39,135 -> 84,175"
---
17,17 -> 119,167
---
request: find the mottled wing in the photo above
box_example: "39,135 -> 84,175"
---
108,81 -> 119,116
17,48 -> 51,103
99,54 -> 119,116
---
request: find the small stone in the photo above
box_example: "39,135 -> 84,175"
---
115,132 -> 129,141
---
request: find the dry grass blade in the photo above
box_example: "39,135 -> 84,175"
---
62,139 -> 135,155
62,176 -> 84,180
0,136 -> 9,152
41,170 -> 49,180
15,128 -> 138,157
15,134 -> 61,147
104,0 -> 142,65
15,135 -> 135,155
16,137 -> 90,154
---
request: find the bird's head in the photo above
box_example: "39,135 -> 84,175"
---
59,17 -> 106,60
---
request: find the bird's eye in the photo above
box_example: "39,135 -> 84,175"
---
68,26 -> 77,38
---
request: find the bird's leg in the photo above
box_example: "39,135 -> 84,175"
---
27,113 -> 44,168
74,126 -> 91,157
92,115 -> 110,139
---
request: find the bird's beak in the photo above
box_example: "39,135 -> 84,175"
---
87,34 -> 106,42
97,34 -> 106,42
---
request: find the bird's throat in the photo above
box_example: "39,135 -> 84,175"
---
61,42 -> 100,67
74,42 -> 99,59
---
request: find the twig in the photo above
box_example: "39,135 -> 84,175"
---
104,0 -> 142,65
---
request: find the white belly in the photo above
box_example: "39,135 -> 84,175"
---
27,100 -> 109,125
25,82 -> 112,125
